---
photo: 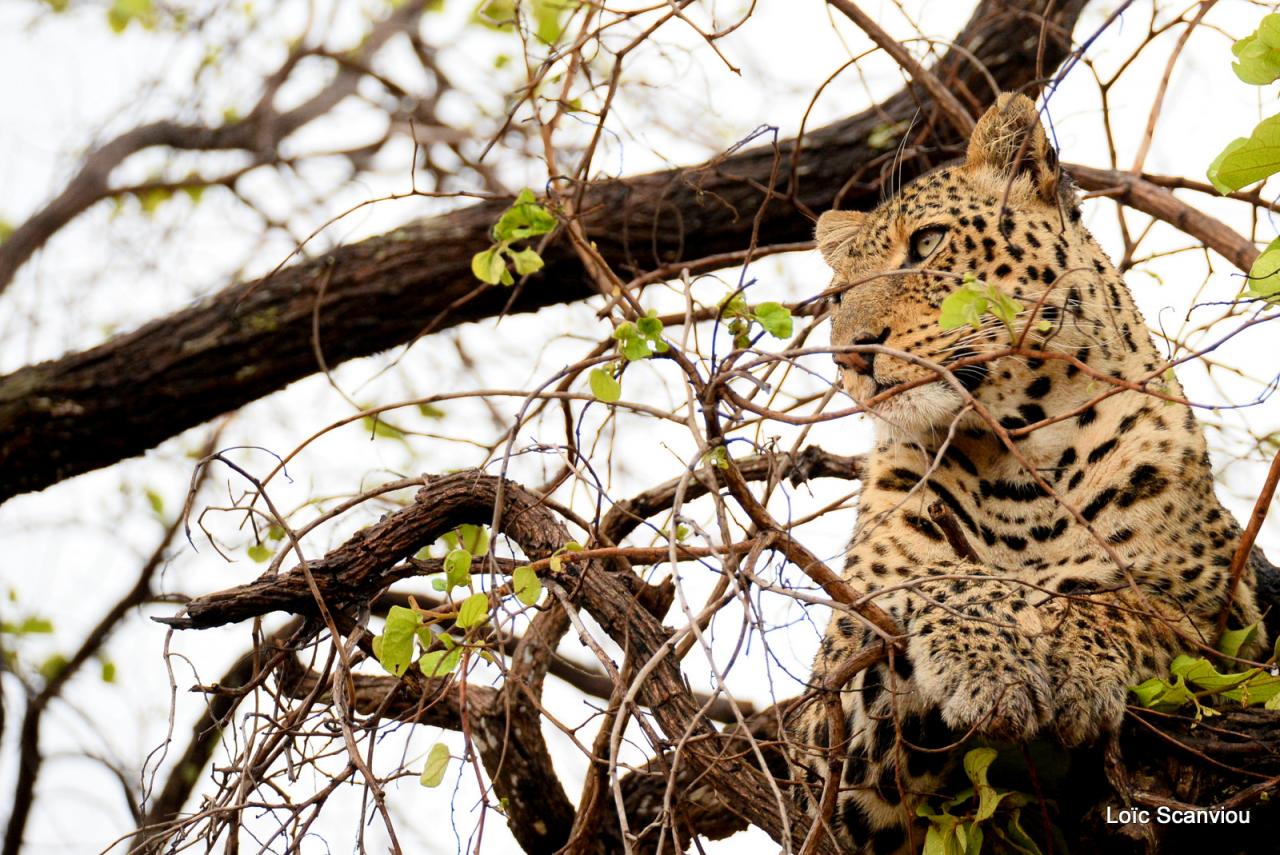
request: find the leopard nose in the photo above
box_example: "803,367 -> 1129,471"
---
833,328 -> 890,377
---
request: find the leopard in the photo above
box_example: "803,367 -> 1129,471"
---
785,93 -> 1266,854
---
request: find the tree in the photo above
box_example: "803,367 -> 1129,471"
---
1,1 -> 1278,853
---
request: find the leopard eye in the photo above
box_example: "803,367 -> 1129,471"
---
908,226 -> 948,264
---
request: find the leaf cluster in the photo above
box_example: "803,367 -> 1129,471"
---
471,189 -> 557,286
1129,622 -> 1280,715
917,748 -> 1054,855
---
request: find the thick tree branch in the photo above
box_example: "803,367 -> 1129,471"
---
0,1 -> 435,297
0,0 -> 1089,504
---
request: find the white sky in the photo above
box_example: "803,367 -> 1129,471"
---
2,1 -> 1279,853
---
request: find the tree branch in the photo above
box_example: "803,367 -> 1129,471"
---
0,0 -> 1090,504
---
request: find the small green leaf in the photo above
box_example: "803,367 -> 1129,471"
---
868,120 -> 909,150
0,617 -> 54,635
753,302 -> 793,339
509,247 -> 544,276
101,661 -> 117,683
39,654 -> 69,682
456,524 -> 489,556
962,747 -> 1006,821
377,605 -> 422,677
420,742 -> 450,787
418,403 -> 446,419
1247,235 -> 1280,299
620,336 -> 652,361
456,592 -> 490,629
1231,15 -> 1280,85
471,246 -> 507,285
705,445 -> 729,470
247,543 -> 272,563
636,313 -> 663,339
444,548 -> 473,589
107,0 -> 155,33
513,565 -> 541,606
431,577 -> 447,591
1035,319 -> 1054,333
360,415 -> 405,441
675,525 -> 690,541
987,290 -> 1024,334
145,488 -> 164,516
939,280 -> 989,330
589,367 -> 621,403
419,645 -> 462,677
136,186 -> 172,215
1207,113 -> 1280,194
1218,622 -> 1260,658
492,189 -> 556,241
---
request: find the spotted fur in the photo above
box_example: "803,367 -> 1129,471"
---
788,94 -> 1265,853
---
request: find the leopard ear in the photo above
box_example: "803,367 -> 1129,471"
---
815,210 -> 866,266
965,93 -> 1059,202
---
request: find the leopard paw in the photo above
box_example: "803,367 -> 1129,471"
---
937,660 -> 1054,741
1051,667 -> 1128,746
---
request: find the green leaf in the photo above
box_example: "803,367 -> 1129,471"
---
444,548 -> 473,589
101,661 -> 117,683
620,335 -> 652,361
418,403 -> 446,419
960,822 -> 983,855
636,312 -> 663,340
868,121 -> 906,150
377,605 -> 422,676
107,0 -> 155,33
1218,622 -> 1260,658
963,747 -> 1005,821
1246,236 -> 1280,299
589,367 -> 621,403
420,742 -> 450,787
1001,808 -> 1045,855
456,592 -> 490,629
939,280 -> 989,330
513,565 -> 542,606
0,617 -> 54,635
1232,15 -> 1280,85
1207,113 -> 1280,194
145,488 -> 164,516
361,415 -> 405,440
419,645 -> 462,678
471,246 -> 508,285
509,247 -> 545,276
923,819 -> 964,855
753,302 -> 793,339
987,290 -> 1024,334
456,524 -> 489,556
493,189 -> 557,241
247,543 -> 272,563
675,524 -> 690,541
38,654 -> 68,682
136,186 -> 172,215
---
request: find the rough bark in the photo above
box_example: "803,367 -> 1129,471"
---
0,0 -> 1088,504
